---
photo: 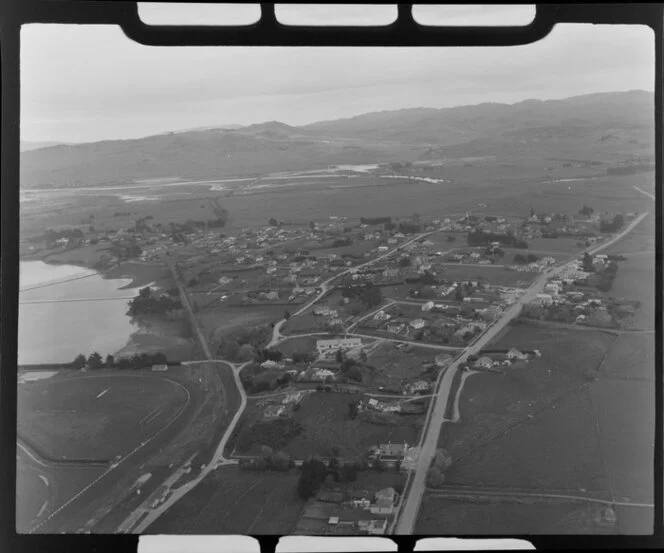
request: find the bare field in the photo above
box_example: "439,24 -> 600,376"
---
416,497 -> 617,535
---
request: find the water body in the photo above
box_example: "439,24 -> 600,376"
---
18,261 -> 142,365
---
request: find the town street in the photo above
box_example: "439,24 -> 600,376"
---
393,212 -> 649,534
267,230 -> 436,347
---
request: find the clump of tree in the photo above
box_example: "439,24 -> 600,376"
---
579,205 -> 594,217
42,227 -> 85,248
513,253 -> 540,265
398,221 -> 421,234
127,287 -> 182,318
332,237 -> 353,248
467,230 -> 527,249
297,456 -> 329,499
216,324 -> 272,362
342,283 -> 383,308
599,214 -> 624,233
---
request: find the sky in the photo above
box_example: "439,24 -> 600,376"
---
20,4 -> 654,144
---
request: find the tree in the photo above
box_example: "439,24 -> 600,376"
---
341,463 -> 358,482
579,205 -> 594,217
87,352 -> 103,369
348,401 -> 359,419
427,466 -> 446,488
309,221 -> 316,231
71,354 -> 87,369
335,349 -> 344,364
373,458 -> 386,472
454,286 -> 464,302
297,457 -> 328,499
359,350 -> 368,364
269,217 -> 279,227
105,354 -> 115,369
348,366 -> 363,382
530,207 -> 535,218
284,309 -> 291,320
271,451 -> 290,471
447,235 -> 456,242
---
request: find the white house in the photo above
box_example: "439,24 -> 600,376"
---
421,301 -> 435,312
536,293 -> 553,305
409,318 -> 426,330
507,347 -> 528,360
316,337 -> 362,355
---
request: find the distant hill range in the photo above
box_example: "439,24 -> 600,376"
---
20,90 -> 654,189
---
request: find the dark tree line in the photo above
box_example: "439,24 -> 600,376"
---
360,216 -> 392,225
71,351 -> 168,370
599,214 -> 624,233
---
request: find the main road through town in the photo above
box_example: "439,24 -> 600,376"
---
393,212 -> 649,534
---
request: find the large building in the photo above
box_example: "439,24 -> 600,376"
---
316,337 -> 363,356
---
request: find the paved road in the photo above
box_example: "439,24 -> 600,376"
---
393,212 -> 649,534
167,259 -> 212,359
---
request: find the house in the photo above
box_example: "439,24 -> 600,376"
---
281,391 -> 303,405
378,401 -> 401,413
377,442 -> 408,461
507,347 -> 528,360
351,498 -> 372,509
151,364 -> 168,371
407,380 -> 430,394
316,337 -> 362,356
536,293 -> 553,305
409,318 -> 426,330
373,310 -> 391,321
421,301 -> 435,312
218,276 -> 232,285
476,356 -> 494,369
370,487 -> 398,515
264,405 -> 286,418
576,314 -> 587,323
387,323 -> 405,334
261,360 -> 281,370
311,368 -> 336,381
358,519 -> 388,535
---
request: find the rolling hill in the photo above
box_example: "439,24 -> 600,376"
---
20,90 -> 653,189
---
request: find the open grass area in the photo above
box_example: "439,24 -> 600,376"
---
231,391 -> 423,459
416,498 -> 618,535
275,336 -> 318,357
18,372 -> 189,461
441,326 -> 616,490
145,466 -> 306,534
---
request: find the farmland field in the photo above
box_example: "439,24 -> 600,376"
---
18,372 -> 189,461
416,498 -> 618,535
432,324 -> 654,533
145,466 -> 306,534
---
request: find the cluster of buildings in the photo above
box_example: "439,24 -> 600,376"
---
295,485 -> 401,536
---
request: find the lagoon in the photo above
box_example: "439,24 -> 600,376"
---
18,261 -> 141,365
